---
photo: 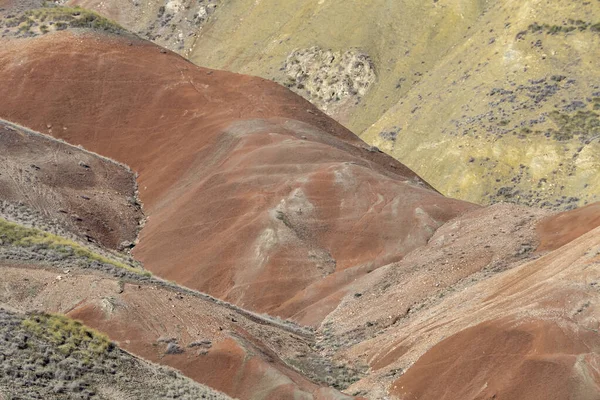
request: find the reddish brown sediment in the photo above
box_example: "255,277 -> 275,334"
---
0,262 -> 353,399
0,31 -> 475,320
536,202 -> 600,252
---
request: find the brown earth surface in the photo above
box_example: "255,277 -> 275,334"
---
0,30 -> 476,321
392,317 -> 600,400
0,120 -> 142,250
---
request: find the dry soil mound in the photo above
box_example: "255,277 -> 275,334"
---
0,30 -> 476,321
328,212 -> 600,398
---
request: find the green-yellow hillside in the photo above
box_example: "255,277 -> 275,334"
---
188,0 -> 487,131
362,0 -> 600,209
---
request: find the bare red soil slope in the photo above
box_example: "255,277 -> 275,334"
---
325,211 -> 600,398
392,316 -> 600,400
0,31 -> 476,321
536,202 -> 600,252
386,224 -> 600,400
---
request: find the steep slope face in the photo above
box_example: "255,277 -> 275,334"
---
0,120 -> 143,251
0,31 -> 476,321
388,226 -> 600,400
536,202 -> 600,252
61,0 -> 600,211
64,0 -> 485,133
392,317 -> 600,400
363,0 -> 600,210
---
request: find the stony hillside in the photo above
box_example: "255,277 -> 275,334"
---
0,217 -> 357,398
46,0 -> 600,211
363,0 -> 600,210
64,0 -> 219,55
0,309 -> 230,399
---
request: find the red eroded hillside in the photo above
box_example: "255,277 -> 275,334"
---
0,31 -> 476,322
536,202 -> 600,252
2,17 -> 600,400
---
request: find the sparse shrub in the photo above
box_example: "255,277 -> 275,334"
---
548,110 -> 600,140
1,308 -> 228,398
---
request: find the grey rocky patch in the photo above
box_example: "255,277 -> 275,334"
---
165,342 -> 184,355
283,46 -> 376,115
142,0 -> 220,56
188,340 -> 212,348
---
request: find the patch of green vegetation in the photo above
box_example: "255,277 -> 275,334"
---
22,313 -> 113,358
3,6 -> 126,35
528,20 -> 596,35
62,9 -> 124,33
548,110 -> 600,140
0,218 -> 150,276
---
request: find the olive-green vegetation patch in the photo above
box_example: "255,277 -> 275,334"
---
22,313 -> 113,358
525,19 -> 600,36
188,0 -> 486,132
548,110 -> 600,141
514,18 -> 600,40
0,217 -> 150,276
361,0 -> 600,211
2,6 -> 126,37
